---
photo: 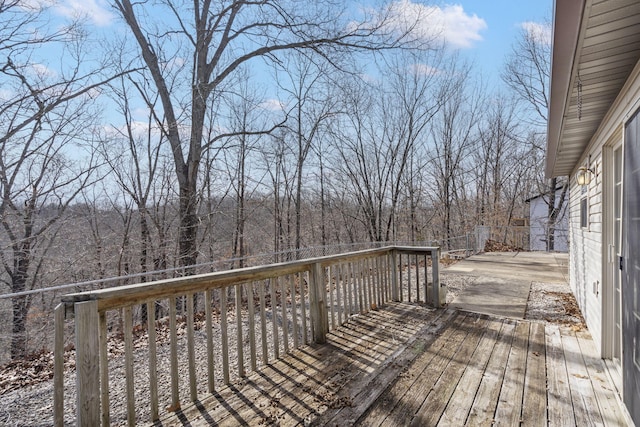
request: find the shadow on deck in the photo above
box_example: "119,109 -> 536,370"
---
154,302 -> 627,426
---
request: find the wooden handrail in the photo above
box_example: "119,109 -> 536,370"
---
54,245 -> 441,426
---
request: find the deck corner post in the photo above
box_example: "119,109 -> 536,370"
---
53,303 -> 66,427
309,262 -> 328,344
75,300 -> 101,426
431,248 -> 441,307
391,250 -> 399,302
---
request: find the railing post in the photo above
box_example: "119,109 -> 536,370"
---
75,300 -> 101,426
430,248 -> 441,307
54,303 -> 65,427
391,250 -> 399,302
309,262 -> 328,344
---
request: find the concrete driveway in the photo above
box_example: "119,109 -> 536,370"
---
443,252 -> 569,319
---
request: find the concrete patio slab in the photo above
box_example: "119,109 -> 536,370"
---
445,252 -> 569,319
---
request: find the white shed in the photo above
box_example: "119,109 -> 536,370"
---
526,189 -> 569,252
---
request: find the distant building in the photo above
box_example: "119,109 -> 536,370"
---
526,189 -> 568,252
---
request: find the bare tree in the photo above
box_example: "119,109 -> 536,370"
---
333,50 -> 443,242
502,20 -> 567,250
274,54 -> 340,254
474,95 -> 534,233
426,58 -> 482,246
224,77 -> 272,267
113,0 -> 429,270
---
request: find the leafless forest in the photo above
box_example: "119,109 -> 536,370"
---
0,0 -> 565,364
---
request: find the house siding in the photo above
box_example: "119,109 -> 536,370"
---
569,150 -> 603,352
568,58 -> 640,360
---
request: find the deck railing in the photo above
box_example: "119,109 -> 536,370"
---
53,245 -> 442,426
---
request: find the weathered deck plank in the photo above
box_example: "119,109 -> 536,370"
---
214,304 -> 431,425
494,321 -> 530,426
438,316 -> 503,426
377,312 -> 470,427
562,331 -> 605,426
317,309 -> 458,426
410,315 -> 489,426
356,311 -> 467,426
521,321 -> 548,427
466,318 -> 517,426
546,324 -> 576,427
152,303 -> 628,427
576,331 -> 628,427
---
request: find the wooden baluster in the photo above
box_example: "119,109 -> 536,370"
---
289,275 -> 299,349
347,261 -> 354,316
235,284 -> 245,377
99,311 -> 110,426
300,273 -> 309,344
168,297 -> 180,411
123,306 -> 136,426
269,278 -> 280,359
368,257 -> 374,308
259,281 -> 268,363
415,254 -> 420,302
205,289 -> 215,393
424,254 -> 429,304
280,277 -> 289,353
220,290 -> 230,384
376,256 -> 382,306
336,264 -> 343,325
392,251 -> 399,302
407,255 -> 412,302
431,248 -> 441,306
329,265 -> 335,330
248,282 -> 257,370
353,261 -> 367,313
146,301 -> 159,421
186,294 -> 197,400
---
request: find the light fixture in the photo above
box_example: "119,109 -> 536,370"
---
576,166 -> 593,186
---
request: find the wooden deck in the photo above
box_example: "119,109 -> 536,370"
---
154,302 -> 627,426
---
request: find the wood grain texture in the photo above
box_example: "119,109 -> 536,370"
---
150,304 -> 627,427
74,300 -> 101,426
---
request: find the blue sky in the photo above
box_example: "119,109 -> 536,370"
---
449,0 -> 552,87
39,0 -> 553,122
50,0 -> 552,76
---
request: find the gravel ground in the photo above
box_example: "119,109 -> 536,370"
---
0,269 -> 585,426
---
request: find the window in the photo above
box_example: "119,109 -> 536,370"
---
580,197 -> 588,228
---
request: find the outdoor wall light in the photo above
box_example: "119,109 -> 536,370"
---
576,166 -> 594,186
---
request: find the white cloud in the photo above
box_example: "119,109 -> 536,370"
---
521,21 -> 552,46
382,1 -> 487,49
260,99 -> 285,112
31,63 -> 57,78
55,0 -> 114,27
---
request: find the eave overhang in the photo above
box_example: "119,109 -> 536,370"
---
546,0 -> 640,178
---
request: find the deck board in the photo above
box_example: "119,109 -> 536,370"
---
438,317 -> 503,426
494,321 -> 530,426
521,321 -> 548,427
153,302 -> 628,427
546,324 -> 576,427
466,319 -> 517,426
411,315 -> 489,426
